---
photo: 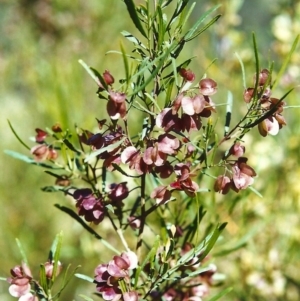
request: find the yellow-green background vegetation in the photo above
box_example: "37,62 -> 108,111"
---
1,0 -> 300,300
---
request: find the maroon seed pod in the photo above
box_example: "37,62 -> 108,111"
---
199,78 -> 217,95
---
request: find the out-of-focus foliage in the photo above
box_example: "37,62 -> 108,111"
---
1,0 -> 299,300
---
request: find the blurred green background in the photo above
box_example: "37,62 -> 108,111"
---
1,0 -> 300,300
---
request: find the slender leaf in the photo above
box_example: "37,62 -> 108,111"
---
121,30 -> 146,49
49,232 -> 63,284
198,223 -> 227,261
184,5 -> 221,41
41,185 -> 70,193
124,0 -> 147,38
79,295 -> 95,301
145,93 -> 161,111
4,150 -> 63,169
185,15 -> 221,42
39,265 -> 48,293
235,52 -> 246,89
157,5 -> 167,49
177,2 -> 196,30
15,239 -> 28,265
120,42 -> 130,85
167,0 -> 190,29
63,138 -> 81,154
0,277 -> 8,281
78,59 -> 100,85
252,33 -> 260,100
207,287 -> 233,301
243,88 -> 294,128
54,264 -> 81,299
7,120 -> 30,150
75,273 -> 94,283
171,57 -> 179,87
248,185 -> 263,198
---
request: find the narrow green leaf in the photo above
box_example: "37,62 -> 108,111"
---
5,150 -> 35,163
15,239 -> 28,265
252,33 -> 260,99
79,295 -> 95,301
185,15 -> 221,42
171,57 -> 179,87
84,137 -> 126,163
243,88 -> 294,128
135,236 -> 160,288
124,0 -> 147,38
75,273 -> 94,283
177,2 -> 195,30
162,0 -> 173,8
49,232 -> 63,285
121,30 -> 146,48
120,42 -> 130,85
78,59 -> 100,85
39,265 -> 48,293
0,277 -> 8,281
53,264 -> 81,299
198,223 -> 227,261
78,60 -> 108,90
157,5 -> 167,49
106,50 -> 138,60
63,138 -> 81,155
167,0 -> 190,29
7,120 -> 30,150
186,265 -> 217,278
4,150 -> 62,169
184,5 -> 221,41
111,163 -> 141,178
235,52 -> 246,89
272,34 -> 299,90
207,287 -> 233,301
165,77 -> 175,106
145,93 -> 161,111
248,186 -> 263,198
41,185 -> 69,193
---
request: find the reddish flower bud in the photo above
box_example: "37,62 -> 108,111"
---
35,128 -> 47,143
103,70 -> 114,85
179,68 -> 195,82
51,123 -> 62,133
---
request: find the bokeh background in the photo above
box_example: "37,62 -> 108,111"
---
1,0 -> 300,300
